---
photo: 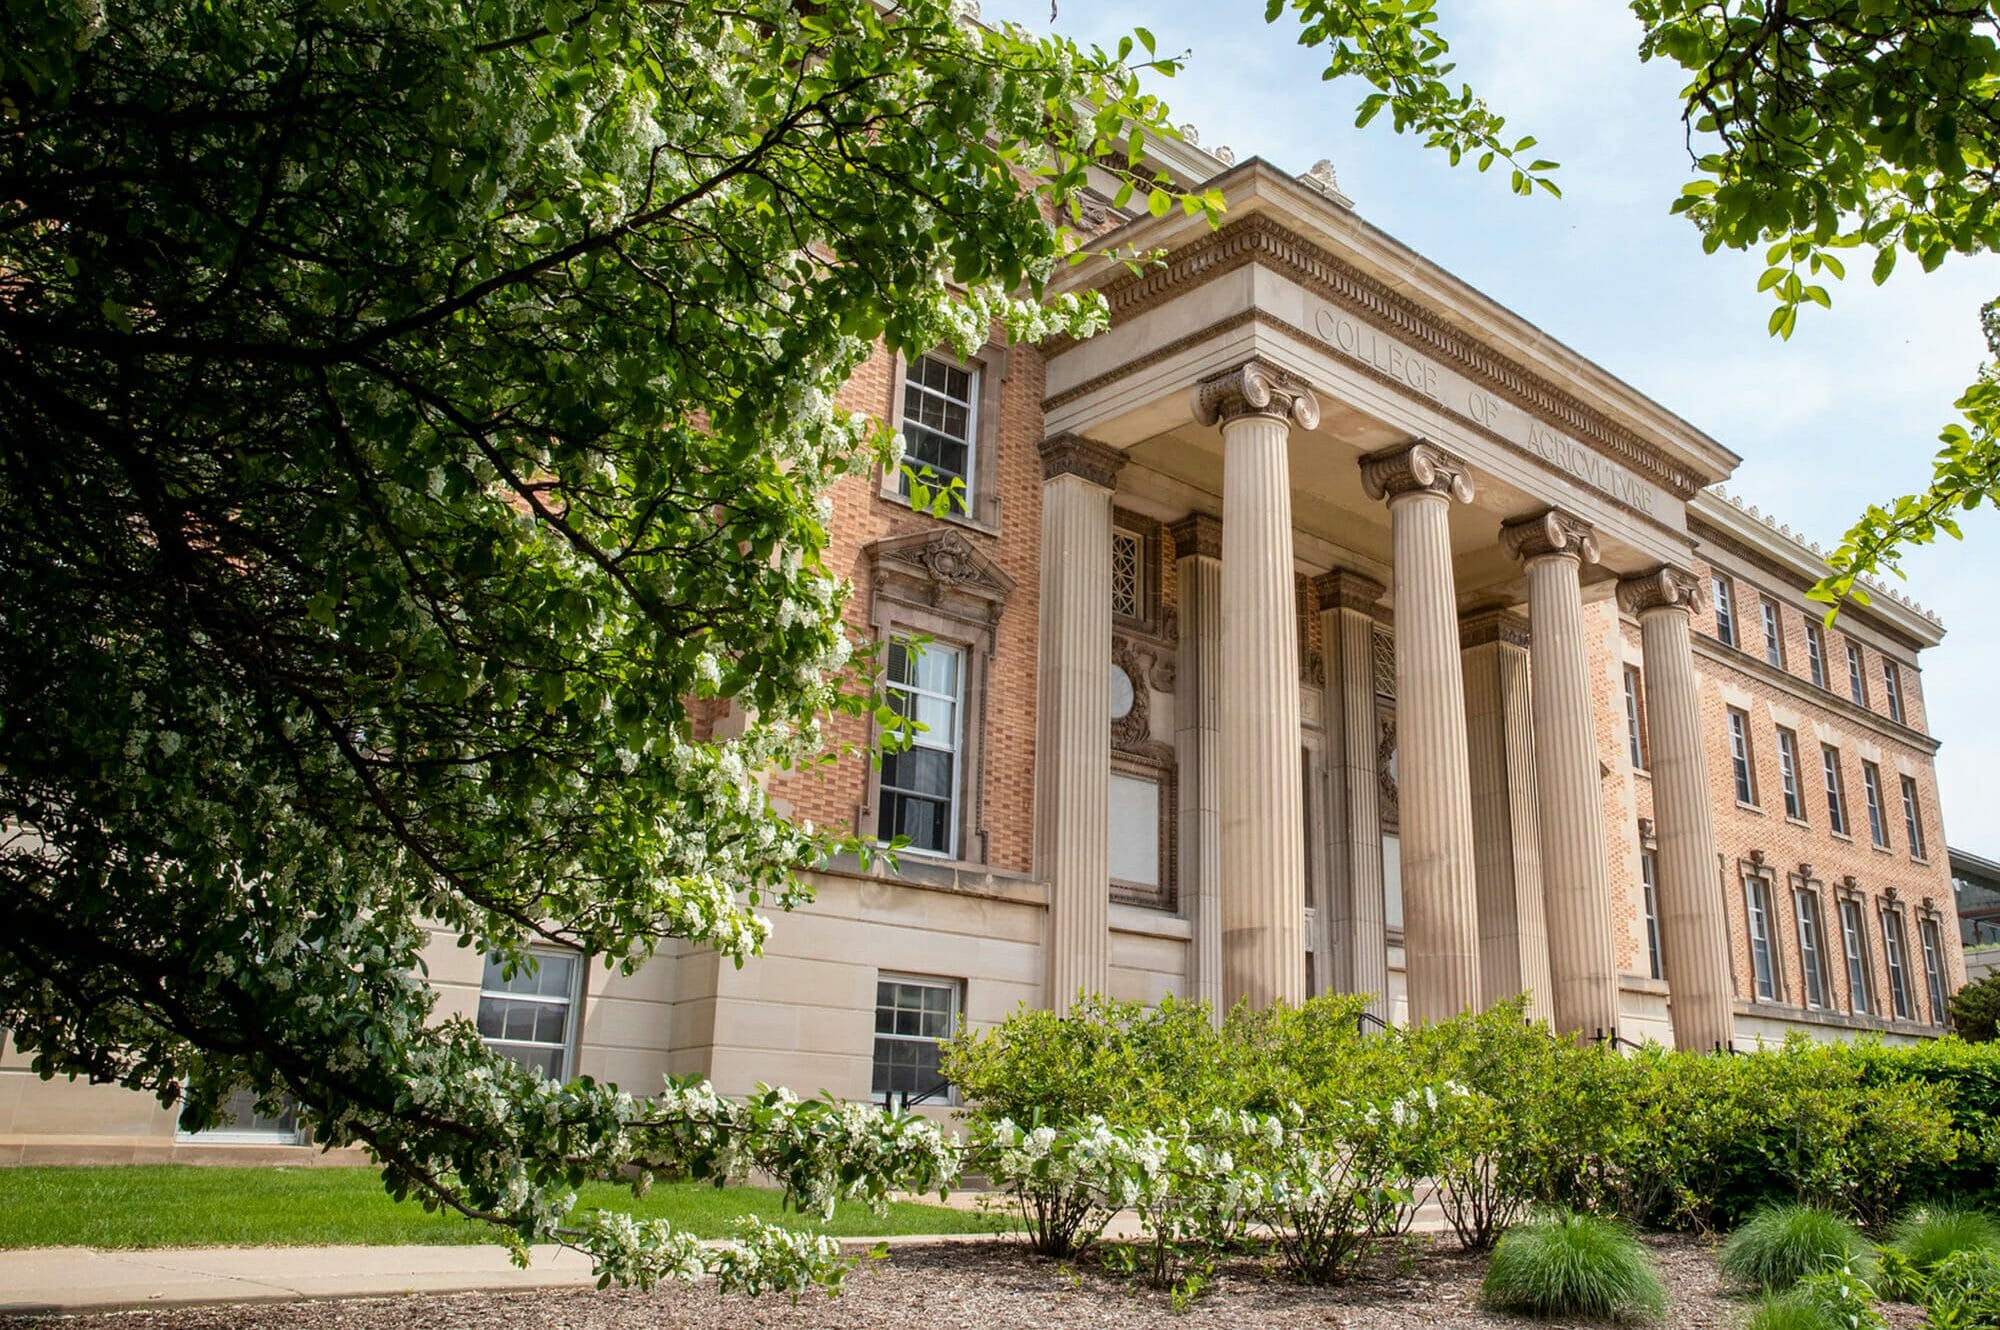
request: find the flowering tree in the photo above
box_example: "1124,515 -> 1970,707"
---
0,0 -> 1215,1291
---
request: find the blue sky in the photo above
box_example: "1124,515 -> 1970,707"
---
987,0 -> 2000,859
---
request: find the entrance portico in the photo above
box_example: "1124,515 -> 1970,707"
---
1035,159 -> 1741,1045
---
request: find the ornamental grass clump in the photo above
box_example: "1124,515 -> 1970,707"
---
1890,1205 -> 2000,1277
1479,1210 -> 1666,1321
1721,1203 -> 1876,1292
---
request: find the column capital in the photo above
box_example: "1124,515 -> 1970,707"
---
1617,564 -> 1707,616
1500,508 -> 1600,566
1190,359 -> 1321,431
1358,440 -> 1475,504
1170,512 -> 1223,561
1039,433 -> 1126,488
1459,607 -> 1532,649
1312,567 -> 1387,612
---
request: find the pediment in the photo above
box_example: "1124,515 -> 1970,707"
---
866,528 -> 1016,622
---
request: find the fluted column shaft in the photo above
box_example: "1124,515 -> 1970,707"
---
1036,436 -> 1124,1009
1317,571 -> 1389,1021
1361,442 -> 1481,1023
1194,360 -> 1319,1010
1622,568 -> 1736,1051
1173,516 -> 1224,1023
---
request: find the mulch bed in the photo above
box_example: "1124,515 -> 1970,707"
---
2,1235 -> 1931,1328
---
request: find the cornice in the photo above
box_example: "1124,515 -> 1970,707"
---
1459,608 -> 1533,649
1049,213 -> 1712,500
1312,568 -> 1386,613
1039,433 -> 1126,489
1170,512 -> 1222,562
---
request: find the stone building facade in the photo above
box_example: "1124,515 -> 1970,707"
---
0,147 -> 1969,1163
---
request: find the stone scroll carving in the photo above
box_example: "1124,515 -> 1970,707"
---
1500,508 -> 1601,566
1358,440 -> 1475,504
1616,564 -> 1707,616
1189,359 -> 1321,431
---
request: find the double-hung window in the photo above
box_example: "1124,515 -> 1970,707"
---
478,949 -> 581,1079
1623,666 -> 1648,771
1883,909 -> 1913,1019
1727,708 -> 1757,805
1640,850 -> 1663,981
899,355 -> 977,497
1919,918 -> 1948,1026
872,975 -> 960,1101
1901,775 -> 1927,860
877,638 -> 965,857
1761,601 -> 1785,667
1839,899 -> 1872,1015
1846,641 -> 1868,707
1805,621 -> 1829,688
1884,661 -> 1906,723
1862,761 -> 1890,849
1822,746 -> 1850,836
1712,575 -> 1737,647
1794,890 -> 1828,1009
1775,728 -> 1805,820
1745,876 -> 1779,1001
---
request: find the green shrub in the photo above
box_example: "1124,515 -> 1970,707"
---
1891,1206 -> 2000,1277
1479,1210 -> 1666,1321
1744,1292 -> 1843,1330
1923,1248 -> 2000,1330
1792,1265 -> 1887,1330
1721,1204 -> 1876,1292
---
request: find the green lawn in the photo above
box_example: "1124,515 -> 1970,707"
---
0,1166 -> 1010,1249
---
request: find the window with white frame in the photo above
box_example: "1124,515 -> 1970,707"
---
1805,620 -> 1829,688
1901,775 -> 1927,860
1822,745 -> 1850,836
1862,761 -> 1890,849
1110,527 -> 1144,621
1745,875 -> 1779,1000
1641,850 -> 1663,981
477,949 -> 581,1079
898,355 -> 977,497
1846,640 -> 1868,707
1884,661 -> 1906,723
1727,708 -> 1757,805
1761,601 -> 1785,668
177,1088 -> 306,1144
1882,907 -> 1913,1019
1919,917 -> 1948,1026
877,638 -> 964,857
1776,728 -> 1805,821
1839,898 -> 1873,1015
1623,666 -> 1648,771
1712,575 -> 1737,647
872,975 -> 960,1101
1794,888 -> 1828,1009
1108,769 -> 1166,907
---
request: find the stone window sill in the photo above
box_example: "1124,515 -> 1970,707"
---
1785,815 -> 1810,829
876,483 -> 1003,539
1736,800 -> 1764,815
1829,831 -> 1854,844
1109,904 -> 1193,940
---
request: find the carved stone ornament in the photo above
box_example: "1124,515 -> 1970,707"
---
1189,359 -> 1322,432
1112,635 -> 1175,749
1358,440 -> 1476,504
1170,512 -> 1222,561
866,529 -> 1016,624
1616,564 -> 1707,617
1312,568 -> 1387,615
1039,433 -> 1126,489
1377,714 -> 1399,824
1458,608 -> 1532,650
1500,508 -> 1601,566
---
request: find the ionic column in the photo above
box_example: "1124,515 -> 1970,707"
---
1359,441 -> 1481,1023
1036,434 -> 1125,1009
1315,569 -> 1390,1021
1503,510 -> 1619,1038
1618,567 -> 1735,1052
1173,514 -> 1225,1022
1192,360 -> 1319,1010
1458,609 -> 1553,1023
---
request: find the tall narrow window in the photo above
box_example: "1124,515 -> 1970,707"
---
1776,728 -> 1805,820
1883,908 -> 1913,1019
1839,899 -> 1872,1015
1110,527 -> 1143,620
1805,621 -> 1828,688
1846,641 -> 1868,707
1727,708 -> 1757,805
1822,746 -> 1850,836
1862,761 -> 1890,849
899,355 -> 977,496
872,976 -> 960,1101
1762,601 -> 1785,668
1108,770 -> 1165,908
878,639 -> 964,857
1745,876 -> 1779,1000
1901,775 -> 1927,860
1919,918 -> 1948,1026
1794,890 -> 1828,1009
1884,661 -> 1906,723
1713,575 -> 1737,647
1623,666 -> 1648,771
1641,850 -> 1663,981
478,949 -> 580,1079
